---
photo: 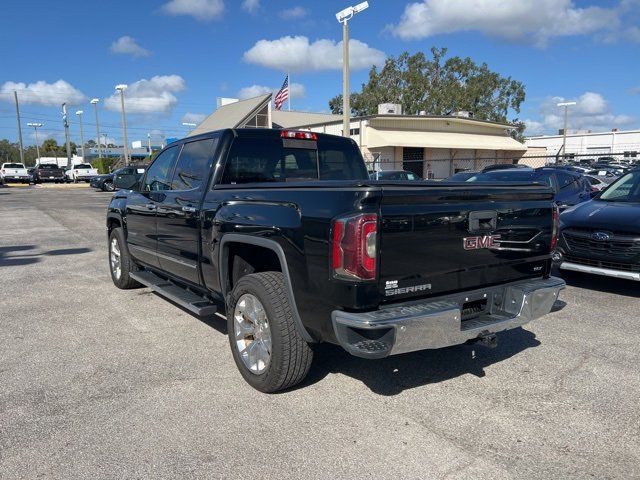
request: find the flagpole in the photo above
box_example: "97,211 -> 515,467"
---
287,70 -> 291,111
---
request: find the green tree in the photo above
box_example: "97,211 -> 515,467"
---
329,48 -> 526,140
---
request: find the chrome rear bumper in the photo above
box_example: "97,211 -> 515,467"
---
332,276 -> 565,359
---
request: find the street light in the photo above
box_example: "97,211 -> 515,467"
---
27,122 -> 44,162
75,110 -> 85,161
557,101 -> 577,162
115,84 -> 129,166
90,98 -> 102,159
336,1 -> 369,138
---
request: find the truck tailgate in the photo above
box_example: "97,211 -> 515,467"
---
378,184 -> 555,302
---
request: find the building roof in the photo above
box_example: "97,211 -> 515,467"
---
271,110 -> 342,128
366,129 -> 526,151
188,94 -> 271,136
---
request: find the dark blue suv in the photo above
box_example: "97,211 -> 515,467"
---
464,167 -> 591,208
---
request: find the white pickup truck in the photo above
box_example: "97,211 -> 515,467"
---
65,163 -> 99,183
0,163 -> 30,184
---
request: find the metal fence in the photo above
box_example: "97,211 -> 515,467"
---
362,151 -> 640,179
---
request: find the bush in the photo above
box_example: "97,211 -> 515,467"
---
92,157 -> 117,174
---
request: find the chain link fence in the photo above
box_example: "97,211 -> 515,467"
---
362,151 -> 640,179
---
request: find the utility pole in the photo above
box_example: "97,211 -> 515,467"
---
62,103 -> 72,168
115,84 -> 129,166
27,123 -> 44,162
147,132 -> 152,158
90,98 -> 102,158
14,91 -> 25,164
76,110 -> 85,160
557,101 -> 576,163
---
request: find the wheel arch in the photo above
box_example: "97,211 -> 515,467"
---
219,234 -> 314,343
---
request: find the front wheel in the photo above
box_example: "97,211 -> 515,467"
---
108,227 -> 142,289
227,272 -> 313,393
103,180 -> 115,192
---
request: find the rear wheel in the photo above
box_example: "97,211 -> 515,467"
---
108,227 -> 142,289
227,272 -> 313,393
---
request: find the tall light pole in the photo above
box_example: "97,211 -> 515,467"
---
27,122 -> 44,162
336,2 -> 369,138
62,103 -> 72,168
14,91 -> 25,164
557,101 -> 576,162
90,98 -> 102,159
115,84 -> 129,166
147,132 -> 152,157
75,110 -> 85,161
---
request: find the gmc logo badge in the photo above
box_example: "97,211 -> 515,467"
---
463,235 -> 501,250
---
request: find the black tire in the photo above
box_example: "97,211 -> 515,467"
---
227,272 -> 313,393
103,180 -> 115,192
108,227 -> 142,289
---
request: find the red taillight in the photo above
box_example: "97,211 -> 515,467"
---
550,206 -> 559,252
332,213 -> 377,280
281,130 -> 318,141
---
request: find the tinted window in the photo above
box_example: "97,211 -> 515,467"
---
39,164 -> 59,169
171,138 -> 217,190
74,164 -> 92,169
556,172 -> 581,193
467,171 -> 552,187
220,135 -> 367,184
4,163 -> 24,169
143,146 -> 180,192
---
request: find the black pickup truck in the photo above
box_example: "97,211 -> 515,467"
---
107,129 -> 565,392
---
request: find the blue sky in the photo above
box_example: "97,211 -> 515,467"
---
0,0 -> 639,147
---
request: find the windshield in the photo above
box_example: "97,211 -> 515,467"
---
466,170 -> 552,187
4,163 -> 25,169
599,172 -> 640,202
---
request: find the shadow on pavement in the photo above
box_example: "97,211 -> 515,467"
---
0,245 -> 93,267
300,328 -> 540,395
557,269 -> 640,298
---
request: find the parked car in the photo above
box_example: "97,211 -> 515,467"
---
447,171 -> 478,181
465,167 -> 591,208
481,163 -> 528,172
91,166 -> 146,192
556,169 -> 640,281
583,175 -> 611,192
106,128 -> 564,392
32,164 -> 65,183
0,163 -> 30,184
369,170 -> 421,180
65,163 -> 98,183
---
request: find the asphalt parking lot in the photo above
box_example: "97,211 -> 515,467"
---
1,185 -> 639,479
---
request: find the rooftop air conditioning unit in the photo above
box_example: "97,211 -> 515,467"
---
450,110 -> 473,118
378,103 -> 402,115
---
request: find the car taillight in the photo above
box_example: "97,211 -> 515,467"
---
550,206 -> 559,252
332,213 -> 377,280
280,130 -> 318,140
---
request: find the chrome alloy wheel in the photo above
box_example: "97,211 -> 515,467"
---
234,293 -> 272,374
110,238 -> 122,280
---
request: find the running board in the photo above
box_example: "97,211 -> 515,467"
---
130,270 -> 218,317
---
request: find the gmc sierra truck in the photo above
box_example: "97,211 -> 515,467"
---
107,128 -> 565,392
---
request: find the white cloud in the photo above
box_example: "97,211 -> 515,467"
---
389,0 -> 621,47
525,91 -> 636,135
242,0 -> 260,13
110,36 -> 150,57
237,83 -> 306,100
104,75 -> 186,115
280,6 -> 308,19
181,112 -> 207,124
244,36 -> 385,72
162,0 -> 224,21
629,86 -> 640,96
0,80 -> 87,106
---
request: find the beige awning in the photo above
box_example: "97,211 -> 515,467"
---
366,128 -> 527,151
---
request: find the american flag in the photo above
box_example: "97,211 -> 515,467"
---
274,75 -> 289,111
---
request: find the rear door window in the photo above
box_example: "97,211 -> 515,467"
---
170,138 -> 218,191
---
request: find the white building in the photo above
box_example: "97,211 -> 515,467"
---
525,128 -> 640,160
190,95 -> 527,179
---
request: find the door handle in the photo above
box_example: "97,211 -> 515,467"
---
181,206 -> 197,213
145,203 -> 156,210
